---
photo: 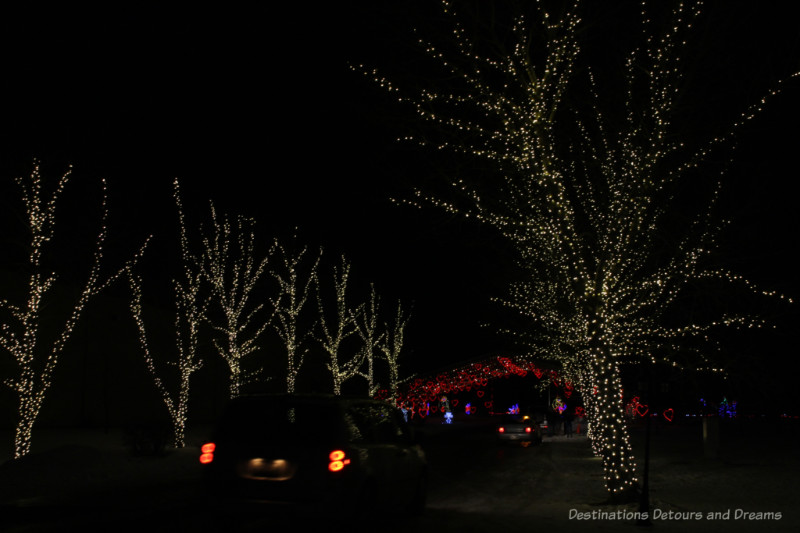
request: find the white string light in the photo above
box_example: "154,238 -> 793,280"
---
269,237 -> 321,394
201,202 -> 273,399
124,178 -> 204,448
357,0 -> 794,498
1,162 -> 144,459
316,255 -> 363,395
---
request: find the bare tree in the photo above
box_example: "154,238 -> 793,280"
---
316,255 -> 363,395
124,178 -> 205,447
353,283 -> 384,396
201,203 -> 272,398
269,238 -> 321,394
0,162 -> 143,458
379,300 -> 412,402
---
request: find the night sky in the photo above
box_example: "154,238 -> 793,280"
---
1,2 -> 799,420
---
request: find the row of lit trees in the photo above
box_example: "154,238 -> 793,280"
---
1,169 -> 411,456
357,0 -> 795,500
126,179 -> 413,447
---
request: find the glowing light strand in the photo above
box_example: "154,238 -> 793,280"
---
378,300 -> 412,403
359,0 -> 794,498
201,203 -> 273,398
269,238 -> 321,394
315,255 -> 363,395
1,162 -> 145,459
124,178 -> 205,447
352,283 -> 385,396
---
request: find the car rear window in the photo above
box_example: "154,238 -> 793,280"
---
216,397 -> 342,443
500,414 -> 529,424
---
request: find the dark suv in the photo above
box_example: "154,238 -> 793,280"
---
200,394 -> 427,521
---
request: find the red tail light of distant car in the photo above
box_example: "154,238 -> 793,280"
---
328,449 -> 351,472
200,442 -> 216,464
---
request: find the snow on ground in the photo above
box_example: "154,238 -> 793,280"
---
0,417 -> 797,532
417,417 -> 800,533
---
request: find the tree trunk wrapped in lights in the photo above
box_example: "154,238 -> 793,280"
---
353,283 -> 384,397
379,300 -> 412,403
202,203 -> 272,398
1,162 -> 145,459
316,255 -> 363,395
269,239 -> 321,394
357,0 -> 794,499
124,178 -> 205,448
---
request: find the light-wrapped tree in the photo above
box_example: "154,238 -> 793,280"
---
124,178 -> 205,447
358,0 -> 795,499
270,238 -> 321,394
353,283 -> 383,396
201,203 -> 272,398
315,255 -> 363,395
379,300 -> 412,403
1,162 -> 143,458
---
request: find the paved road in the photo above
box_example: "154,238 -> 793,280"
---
0,418 -> 590,532
11,418 -> 797,532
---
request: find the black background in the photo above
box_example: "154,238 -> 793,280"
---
1,1 -> 798,426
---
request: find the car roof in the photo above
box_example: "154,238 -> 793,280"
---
228,393 -> 392,406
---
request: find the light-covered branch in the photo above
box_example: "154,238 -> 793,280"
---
201,202 -> 272,398
360,0 -> 794,499
379,300 -> 412,403
269,238 -> 321,394
316,255 -> 363,395
123,178 -> 205,447
1,162 -> 145,458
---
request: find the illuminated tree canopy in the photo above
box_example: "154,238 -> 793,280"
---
357,0 -> 796,499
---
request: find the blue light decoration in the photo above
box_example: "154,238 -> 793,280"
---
465,403 -> 474,415
718,397 -> 737,418
508,403 -> 520,415
443,411 -> 454,424
552,396 -> 567,414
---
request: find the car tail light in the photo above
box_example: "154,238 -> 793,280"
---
328,450 -> 351,472
498,427 -> 505,433
525,427 -> 532,433
199,442 -> 216,464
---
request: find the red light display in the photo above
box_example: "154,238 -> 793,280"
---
390,355 -> 575,418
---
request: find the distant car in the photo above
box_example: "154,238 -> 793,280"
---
200,394 -> 427,521
496,413 -> 543,446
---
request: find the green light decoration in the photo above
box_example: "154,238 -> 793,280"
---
357,0 -> 795,499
